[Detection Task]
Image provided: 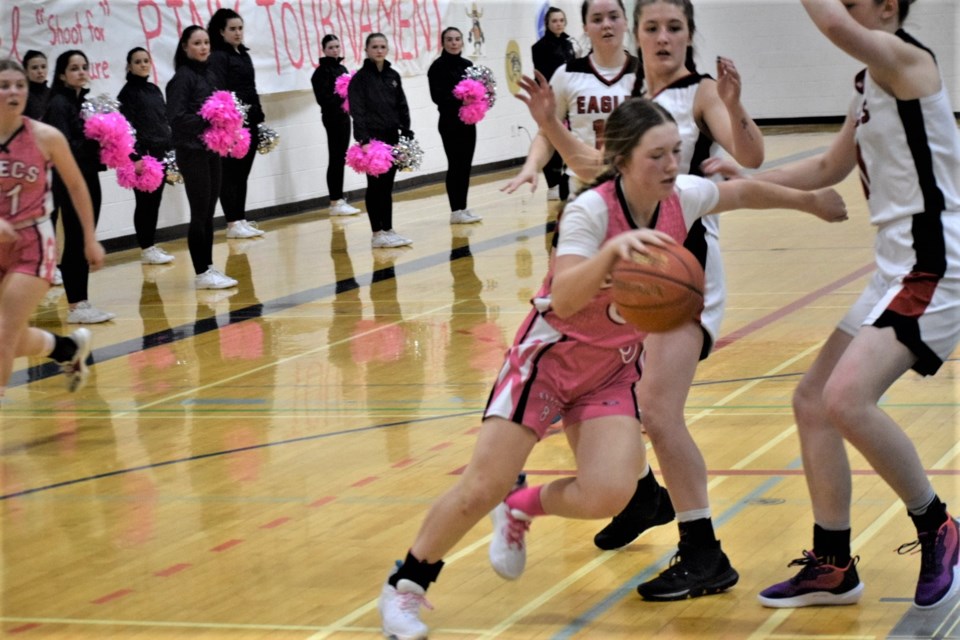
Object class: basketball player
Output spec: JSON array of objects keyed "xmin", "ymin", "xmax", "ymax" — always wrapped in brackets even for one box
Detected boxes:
[
  {"xmin": 510, "ymin": 0, "xmax": 768, "ymax": 600},
  {"xmin": 0, "ymin": 59, "xmax": 104, "ymax": 403},
  {"xmin": 704, "ymin": 0, "xmax": 960, "ymax": 610},
  {"xmin": 503, "ymin": 0, "xmax": 637, "ymax": 196},
  {"xmin": 377, "ymin": 98, "xmax": 847, "ymax": 639}
]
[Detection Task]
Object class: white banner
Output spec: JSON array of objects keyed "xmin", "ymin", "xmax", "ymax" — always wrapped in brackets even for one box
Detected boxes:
[{"xmin": 0, "ymin": 0, "xmax": 459, "ymax": 97}]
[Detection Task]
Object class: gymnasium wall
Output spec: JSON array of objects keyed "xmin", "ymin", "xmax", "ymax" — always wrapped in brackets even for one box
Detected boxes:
[{"xmin": 1, "ymin": 1, "xmax": 957, "ymax": 242}]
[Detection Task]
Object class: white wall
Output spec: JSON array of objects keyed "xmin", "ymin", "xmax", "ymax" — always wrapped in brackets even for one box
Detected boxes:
[{"xmin": 92, "ymin": 0, "xmax": 958, "ymax": 241}]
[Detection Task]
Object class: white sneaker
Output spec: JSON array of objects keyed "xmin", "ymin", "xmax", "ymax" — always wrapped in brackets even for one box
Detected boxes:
[
  {"xmin": 330, "ymin": 199, "xmax": 361, "ymax": 216},
  {"xmin": 384, "ymin": 230, "xmax": 413, "ymax": 246},
  {"xmin": 225, "ymin": 220, "xmax": 260, "ymax": 239},
  {"xmin": 242, "ymin": 220, "xmax": 265, "ymax": 236},
  {"xmin": 489, "ymin": 502, "xmax": 531, "ymax": 580},
  {"xmin": 52, "ymin": 267, "xmax": 63, "ymax": 286},
  {"xmin": 450, "ymin": 209, "xmax": 482, "ymax": 224},
  {"xmin": 378, "ymin": 578, "xmax": 432, "ymax": 640},
  {"xmin": 67, "ymin": 301, "xmax": 115, "ymax": 324},
  {"xmin": 546, "ymin": 185, "xmax": 561, "ymax": 201},
  {"xmin": 195, "ymin": 267, "xmax": 238, "ymax": 290},
  {"xmin": 59, "ymin": 328, "xmax": 92, "ymax": 392},
  {"xmin": 141, "ymin": 246, "xmax": 174, "ymax": 265}
]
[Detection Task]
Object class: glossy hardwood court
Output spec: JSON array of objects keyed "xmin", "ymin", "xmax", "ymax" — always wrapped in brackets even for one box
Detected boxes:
[{"xmin": 2, "ymin": 128, "xmax": 958, "ymax": 639}]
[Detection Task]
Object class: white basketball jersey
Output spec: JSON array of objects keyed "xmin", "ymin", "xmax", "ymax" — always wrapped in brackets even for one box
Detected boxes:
[
  {"xmin": 853, "ymin": 30, "xmax": 960, "ymax": 226},
  {"xmin": 550, "ymin": 53, "xmax": 638, "ymax": 174}
]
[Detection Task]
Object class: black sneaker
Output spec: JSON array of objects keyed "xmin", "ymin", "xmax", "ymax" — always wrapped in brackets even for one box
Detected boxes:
[
  {"xmin": 594, "ymin": 483, "xmax": 675, "ymax": 550},
  {"xmin": 636, "ymin": 543, "xmax": 739, "ymax": 601}
]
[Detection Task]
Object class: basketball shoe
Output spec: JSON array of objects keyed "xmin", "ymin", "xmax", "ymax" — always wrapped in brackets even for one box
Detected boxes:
[
  {"xmin": 378, "ymin": 577, "xmax": 431, "ymax": 640},
  {"xmin": 489, "ymin": 474, "xmax": 530, "ymax": 580},
  {"xmin": 636, "ymin": 542, "xmax": 739, "ymax": 601},
  {"xmin": 594, "ymin": 483, "xmax": 675, "ymax": 550},
  {"xmin": 758, "ymin": 551, "xmax": 863, "ymax": 607},
  {"xmin": 902, "ymin": 516, "xmax": 960, "ymax": 609}
]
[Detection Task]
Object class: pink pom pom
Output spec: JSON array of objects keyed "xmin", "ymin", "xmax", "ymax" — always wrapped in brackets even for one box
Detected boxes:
[
  {"xmin": 202, "ymin": 127, "xmax": 236, "ymax": 157},
  {"xmin": 84, "ymin": 112, "xmax": 135, "ymax": 169},
  {"xmin": 229, "ymin": 128, "xmax": 251, "ymax": 159},
  {"xmin": 345, "ymin": 140, "xmax": 395, "ymax": 176},
  {"xmin": 116, "ymin": 156, "xmax": 165, "ymax": 192},
  {"xmin": 364, "ymin": 140, "xmax": 394, "ymax": 176},
  {"xmin": 345, "ymin": 144, "xmax": 369, "ymax": 173},
  {"xmin": 459, "ymin": 100, "xmax": 488, "ymax": 125},
  {"xmin": 334, "ymin": 71, "xmax": 354, "ymax": 113},
  {"xmin": 453, "ymin": 79, "xmax": 487, "ymax": 104},
  {"xmin": 199, "ymin": 91, "xmax": 244, "ymax": 128}
]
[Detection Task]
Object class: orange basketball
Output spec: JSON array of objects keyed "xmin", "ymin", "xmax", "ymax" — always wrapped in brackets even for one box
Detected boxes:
[{"xmin": 610, "ymin": 244, "xmax": 705, "ymax": 332}]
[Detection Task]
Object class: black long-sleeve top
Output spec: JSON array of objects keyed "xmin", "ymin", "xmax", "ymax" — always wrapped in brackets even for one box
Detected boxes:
[
  {"xmin": 208, "ymin": 44, "xmax": 264, "ymax": 127},
  {"xmin": 43, "ymin": 85, "xmax": 103, "ymax": 172},
  {"xmin": 531, "ymin": 32, "xmax": 576, "ymax": 81},
  {"xmin": 165, "ymin": 59, "xmax": 219, "ymax": 151},
  {"xmin": 118, "ymin": 72, "xmax": 172, "ymax": 158},
  {"xmin": 347, "ymin": 58, "xmax": 410, "ymax": 144},
  {"xmin": 25, "ymin": 81, "xmax": 49, "ymax": 120},
  {"xmin": 311, "ymin": 56, "xmax": 349, "ymax": 118},
  {"xmin": 427, "ymin": 50, "xmax": 473, "ymax": 121}
]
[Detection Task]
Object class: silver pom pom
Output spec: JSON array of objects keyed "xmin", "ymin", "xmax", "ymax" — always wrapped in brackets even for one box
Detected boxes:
[
  {"xmin": 392, "ymin": 136, "xmax": 423, "ymax": 172},
  {"xmin": 162, "ymin": 150, "xmax": 182, "ymax": 185},
  {"xmin": 257, "ymin": 123, "xmax": 280, "ymax": 155},
  {"xmin": 80, "ymin": 93, "xmax": 122, "ymax": 119},
  {"xmin": 463, "ymin": 65, "xmax": 497, "ymax": 108}
]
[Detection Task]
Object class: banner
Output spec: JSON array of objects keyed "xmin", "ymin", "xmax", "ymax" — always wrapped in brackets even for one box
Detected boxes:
[{"xmin": 0, "ymin": 0, "xmax": 453, "ymax": 96}]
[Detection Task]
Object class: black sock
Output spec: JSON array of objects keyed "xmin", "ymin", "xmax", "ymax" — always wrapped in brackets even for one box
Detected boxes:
[
  {"xmin": 678, "ymin": 518, "xmax": 719, "ymax": 550},
  {"xmin": 48, "ymin": 334, "xmax": 78, "ymax": 363},
  {"xmin": 388, "ymin": 550, "xmax": 444, "ymax": 591},
  {"xmin": 909, "ymin": 495, "xmax": 948, "ymax": 534},
  {"xmin": 813, "ymin": 524, "xmax": 851, "ymax": 567}
]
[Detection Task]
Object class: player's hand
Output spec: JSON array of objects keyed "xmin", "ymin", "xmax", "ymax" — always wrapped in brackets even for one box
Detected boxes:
[
  {"xmin": 85, "ymin": 240, "xmax": 106, "ymax": 271},
  {"xmin": 608, "ymin": 228, "xmax": 675, "ymax": 262},
  {"xmin": 515, "ymin": 71, "xmax": 557, "ymax": 129},
  {"xmin": 0, "ymin": 219, "xmax": 16, "ymax": 243},
  {"xmin": 501, "ymin": 166, "xmax": 538, "ymax": 194},
  {"xmin": 811, "ymin": 188, "xmax": 848, "ymax": 223},
  {"xmin": 715, "ymin": 56, "xmax": 743, "ymax": 108},
  {"xmin": 701, "ymin": 156, "xmax": 745, "ymax": 180}
]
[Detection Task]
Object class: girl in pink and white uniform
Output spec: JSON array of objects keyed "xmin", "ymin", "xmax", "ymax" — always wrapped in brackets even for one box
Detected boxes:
[
  {"xmin": 375, "ymin": 98, "xmax": 846, "ymax": 640},
  {"xmin": 0, "ymin": 59, "xmax": 105, "ymax": 403}
]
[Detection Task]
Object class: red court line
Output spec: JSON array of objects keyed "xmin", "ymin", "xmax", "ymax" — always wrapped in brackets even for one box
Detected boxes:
[
  {"xmin": 91, "ymin": 589, "xmax": 133, "ymax": 604},
  {"xmin": 429, "ymin": 442, "xmax": 452, "ymax": 451},
  {"xmin": 391, "ymin": 458, "xmax": 416, "ymax": 468},
  {"xmin": 210, "ymin": 539, "xmax": 244, "ymax": 552},
  {"xmin": 154, "ymin": 563, "xmax": 191, "ymax": 577},
  {"xmin": 260, "ymin": 517, "xmax": 291, "ymax": 529},
  {"xmin": 8, "ymin": 623, "xmax": 41, "ymax": 634},
  {"xmin": 351, "ymin": 476, "xmax": 378, "ymax": 487},
  {"xmin": 713, "ymin": 263, "xmax": 875, "ymax": 351},
  {"xmin": 309, "ymin": 496, "xmax": 336, "ymax": 507}
]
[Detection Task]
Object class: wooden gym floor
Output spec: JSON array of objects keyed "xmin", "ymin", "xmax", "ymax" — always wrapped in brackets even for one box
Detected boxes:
[{"xmin": 2, "ymin": 128, "xmax": 958, "ymax": 638}]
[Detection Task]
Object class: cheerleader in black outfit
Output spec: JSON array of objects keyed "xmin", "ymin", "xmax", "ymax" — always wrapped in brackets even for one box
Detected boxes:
[
  {"xmin": 310, "ymin": 34, "xmax": 361, "ymax": 217},
  {"xmin": 166, "ymin": 26, "xmax": 238, "ymax": 291},
  {"xmin": 531, "ymin": 7, "xmax": 575, "ymax": 201},
  {"xmin": 207, "ymin": 8, "xmax": 265, "ymax": 239},
  {"xmin": 22, "ymin": 50, "xmax": 49, "ymax": 121},
  {"xmin": 427, "ymin": 27, "xmax": 482, "ymax": 225},
  {"xmin": 118, "ymin": 47, "xmax": 174, "ymax": 266},
  {"xmin": 347, "ymin": 33, "xmax": 414, "ymax": 249},
  {"xmin": 44, "ymin": 50, "xmax": 113, "ymax": 324}
]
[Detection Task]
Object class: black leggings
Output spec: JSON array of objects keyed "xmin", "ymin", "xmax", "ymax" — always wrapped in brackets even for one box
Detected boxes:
[
  {"xmin": 53, "ymin": 167, "xmax": 101, "ymax": 304},
  {"xmin": 134, "ymin": 182, "xmax": 166, "ymax": 249},
  {"xmin": 365, "ymin": 167, "xmax": 398, "ymax": 233},
  {"xmin": 323, "ymin": 113, "xmax": 351, "ymax": 201},
  {"xmin": 439, "ymin": 116, "xmax": 476, "ymax": 212},
  {"xmin": 219, "ymin": 126, "xmax": 257, "ymax": 223},
  {"xmin": 178, "ymin": 147, "xmax": 222, "ymax": 274}
]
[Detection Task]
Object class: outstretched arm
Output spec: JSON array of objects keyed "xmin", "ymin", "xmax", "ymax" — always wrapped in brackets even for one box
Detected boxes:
[
  {"xmin": 698, "ymin": 57, "xmax": 764, "ymax": 169},
  {"xmin": 711, "ymin": 177, "xmax": 847, "ymax": 223}
]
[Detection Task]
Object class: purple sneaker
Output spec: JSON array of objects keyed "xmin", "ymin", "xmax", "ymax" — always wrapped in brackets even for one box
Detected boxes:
[
  {"xmin": 758, "ymin": 551, "xmax": 863, "ymax": 608},
  {"xmin": 902, "ymin": 516, "xmax": 960, "ymax": 609}
]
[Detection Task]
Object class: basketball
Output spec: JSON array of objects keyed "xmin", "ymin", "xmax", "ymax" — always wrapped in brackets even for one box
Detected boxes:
[{"xmin": 610, "ymin": 244, "xmax": 705, "ymax": 333}]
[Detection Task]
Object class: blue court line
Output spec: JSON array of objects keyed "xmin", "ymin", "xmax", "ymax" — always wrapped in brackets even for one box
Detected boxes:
[
  {"xmin": 9, "ymin": 222, "xmax": 554, "ymax": 389},
  {"xmin": 551, "ymin": 461, "xmax": 802, "ymax": 640},
  {"xmin": 0, "ymin": 410, "xmax": 477, "ymax": 501}
]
